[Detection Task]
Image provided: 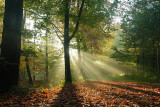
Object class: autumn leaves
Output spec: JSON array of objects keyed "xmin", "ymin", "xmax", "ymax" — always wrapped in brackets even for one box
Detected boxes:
[{"xmin": 1, "ymin": 81, "xmax": 160, "ymax": 106}]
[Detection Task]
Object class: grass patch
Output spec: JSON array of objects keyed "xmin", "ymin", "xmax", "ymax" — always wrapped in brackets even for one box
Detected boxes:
[{"xmin": 109, "ymin": 71, "xmax": 160, "ymax": 83}]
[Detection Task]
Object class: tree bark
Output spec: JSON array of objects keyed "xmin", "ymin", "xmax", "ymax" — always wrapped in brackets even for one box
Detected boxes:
[
  {"xmin": 64, "ymin": 0, "xmax": 72, "ymax": 83},
  {"xmin": 142, "ymin": 51, "xmax": 145, "ymax": 71},
  {"xmin": 33, "ymin": 18, "xmax": 37, "ymax": 81},
  {"xmin": 25, "ymin": 56, "xmax": 33, "ymax": 84},
  {"xmin": 157, "ymin": 43, "xmax": 159, "ymax": 73},
  {"xmin": 76, "ymin": 0, "xmax": 82, "ymax": 73},
  {"xmin": 153, "ymin": 40, "xmax": 156, "ymax": 72},
  {"xmin": 33, "ymin": 35, "xmax": 36, "ymax": 81},
  {"xmin": 77, "ymin": 38, "xmax": 81, "ymax": 61},
  {"xmin": 69, "ymin": 0, "xmax": 85, "ymax": 40},
  {"xmin": 0, "ymin": 0, "xmax": 23, "ymax": 92},
  {"xmin": 63, "ymin": 0, "xmax": 84, "ymax": 83},
  {"xmin": 45, "ymin": 27, "xmax": 49, "ymax": 81}
]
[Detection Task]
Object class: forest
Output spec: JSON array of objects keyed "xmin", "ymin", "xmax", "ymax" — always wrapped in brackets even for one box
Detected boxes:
[{"xmin": 0, "ymin": 0, "xmax": 160, "ymax": 106}]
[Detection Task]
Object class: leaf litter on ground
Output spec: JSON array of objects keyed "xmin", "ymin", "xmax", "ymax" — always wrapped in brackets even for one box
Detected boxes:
[{"xmin": 0, "ymin": 81, "xmax": 160, "ymax": 107}]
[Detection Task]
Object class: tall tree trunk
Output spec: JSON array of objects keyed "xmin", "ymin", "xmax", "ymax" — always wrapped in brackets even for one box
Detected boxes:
[
  {"xmin": 153, "ymin": 40, "xmax": 156, "ymax": 72},
  {"xmin": 136, "ymin": 55, "xmax": 139, "ymax": 71},
  {"xmin": 76, "ymin": 0, "xmax": 82, "ymax": 73},
  {"xmin": 33, "ymin": 18, "xmax": 37, "ymax": 81},
  {"xmin": 63, "ymin": 0, "xmax": 84, "ymax": 83},
  {"xmin": 64, "ymin": 0, "xmax": 72, "ymax": 83},
  {"xmin": 142, "ymin": 50, "xmax": 145, "ymax": 71},
  {"xmin": 33, "ymin": 35, "xmax": 36, "ymax": 81},
  {"xmin": 77, "ymin": 38, "xmax": 81, "ymax": 62},
  {"xmin": 25, "ymin": 56, "xmax": 33, "ymax": 84},
  {"xmin": 157, "ymin": 44, "xmax": 159, "ymax": 73},
  {"xmin": 0, "ymin": 0, "xmax": 23, "ymax": 92},
  {"xmin": 77, "ymin": 37, "xmax": 85, "ymax": 80},
  {"xmin": 45, "ymin": 29, "xmax": 49, "ymax": 81},
  {"xmin": 76, "ymin": 0, "xmax": 81, "ymax": 61},
  {"xmin": 23, "ymin": 68, "xmax": 26, "ymax": 79}
]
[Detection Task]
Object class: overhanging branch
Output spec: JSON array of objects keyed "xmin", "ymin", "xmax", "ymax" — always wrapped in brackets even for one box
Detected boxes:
[
  {"xmin": 51, "ymin": 24, "xmax": 64, "ymax": 44},
  {"xmin": 23, "ymin": 9, "xmax": 44, "ymax": 18},
  {"xmin": 69, "ymin": 0, "xmax": 85, "ymax": 41},
  {"xmin": 51, "ymin": 22, "xmax": 64, "ymax": 37},
  {"xmin": 23, "ymin": 9, "xmax": 64, "ymax": 43}
]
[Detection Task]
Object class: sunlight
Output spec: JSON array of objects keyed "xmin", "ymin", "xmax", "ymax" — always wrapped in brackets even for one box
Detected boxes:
[
  {"xmin": 53, "ymin": 36, "xmax": 63, "ymax": 53},
  {"xmin": 113, "ymin": 16, "xmax": 122, "ymax": 24},
  {"xmin": 26, "ymin": 18, "xmax": 34, "ymax": 30},
  {"xmin": 1, "ymin": 0, "xmax": 159, "ymax": 106},
  {"xmin": 68, "ymin": 49, "xmax": 131, "ymax": 81},
  {"xmin": 49, "ymin": 54, "xmax": 65, "ymax": 87},
  {"xmin": 70, "ymin": 55, "xmax": 84, "ymax": 81},
  {"xmin": 70, "ymin": 48, "xmax": 78, "ymax": 57},
  {"xmin": 93, "ymin": 60, "xmax": 105, "ymax": 66},
  {"xmin": 26, "ymin": 18, "xmax": 46, "ymax": 45},
  {"xmin": 70, "ymin": 48, "xmax": 85, "ymax": 81},
  {"xmin": 47, "ymin": 47, "xmax": 131, "ymax": 83},
  {"xmin": 84, "ymin": 53, "xmax": 125, "ymax": 74},
  {"xmin": 83, "ymin": 61, "xmax": 104, "ymax": 80}
]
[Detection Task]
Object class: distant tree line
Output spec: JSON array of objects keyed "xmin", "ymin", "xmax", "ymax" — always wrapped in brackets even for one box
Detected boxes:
[{"xmin": 112, "ymin": 0, "xmax": 160, "ymax": 76}]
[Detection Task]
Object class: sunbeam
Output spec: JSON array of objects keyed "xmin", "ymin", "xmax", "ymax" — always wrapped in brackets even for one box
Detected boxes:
[
  {"xmin": 49, "ymin": 55, "xmax": 65, "ymax": 87},
  {"xmin": 68, "ymin": 48, "xmax": 133, "ymax": 82}
]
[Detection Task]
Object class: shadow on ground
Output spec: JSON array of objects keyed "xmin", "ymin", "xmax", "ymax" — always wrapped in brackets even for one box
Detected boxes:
[{"xmin": 51, "ymin": 83, "xmax": 79, "ymax": 107}]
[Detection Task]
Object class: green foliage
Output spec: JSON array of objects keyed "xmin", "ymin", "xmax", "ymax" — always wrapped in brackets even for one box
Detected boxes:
[
  {"xmin": 21, "ymin": 46, "xmax": 36, "ymax": 57},
  {"xmin": 112, "ymin": 0, "xmax": 160, "ymax": 74},
  {"xmin": 111, "ymin": 71, "xmax": 160, "ymax": 83},
  {"xmin": 0, "ymin": 0, "xmax": 4, "ymax": 40},
  {"xmin": 22, "ymin": 29, "xmax": 37, "ymax": 38},
  {"xmin": 111, "ymin": 47, "xmax": 136, "ymax": 64}
]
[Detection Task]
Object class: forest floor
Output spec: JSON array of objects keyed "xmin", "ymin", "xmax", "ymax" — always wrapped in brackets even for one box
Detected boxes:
[{"xmin": 0, "ymin": 81, "xmax": 160, "ymax": 107}]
